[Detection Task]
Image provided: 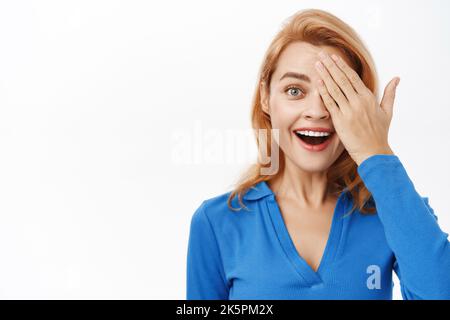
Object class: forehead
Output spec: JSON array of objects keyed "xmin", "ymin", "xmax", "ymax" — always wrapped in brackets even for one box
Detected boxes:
[{"xmin": 273, "ymin": 41, "xmax": 353, "ymax": 80}]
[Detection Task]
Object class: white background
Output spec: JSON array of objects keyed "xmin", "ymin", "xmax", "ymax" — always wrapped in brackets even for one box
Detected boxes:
[{"xmin": 0, "ymin": 0, "xmax": 449, "ymax": 299}]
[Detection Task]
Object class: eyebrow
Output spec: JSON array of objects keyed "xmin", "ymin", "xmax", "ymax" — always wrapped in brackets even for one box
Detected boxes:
[{"xmin": 279, "ymin": 72, "xmax": 311, "ymax": 83}]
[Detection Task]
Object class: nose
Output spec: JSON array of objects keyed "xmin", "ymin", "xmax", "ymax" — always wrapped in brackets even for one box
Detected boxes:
[{"xmin": 302, "ymin": 89, "xmax": 331, "ymax": 120}]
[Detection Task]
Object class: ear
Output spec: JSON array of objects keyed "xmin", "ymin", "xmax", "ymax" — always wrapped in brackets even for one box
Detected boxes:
[{"xmin": 260, "ymin": 81, "xmax": 270, "ymax": 115}]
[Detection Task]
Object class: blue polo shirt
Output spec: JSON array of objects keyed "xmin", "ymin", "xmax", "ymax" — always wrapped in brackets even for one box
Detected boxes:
[{"xmin": 186, "ymin": 154, "xmax": 450, "ymax": 299}]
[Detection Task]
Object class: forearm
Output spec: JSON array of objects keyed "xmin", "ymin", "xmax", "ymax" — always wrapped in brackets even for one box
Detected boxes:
[{"xmin": 357, "ymin": 154, "xmax": 450, "ymax": 298}]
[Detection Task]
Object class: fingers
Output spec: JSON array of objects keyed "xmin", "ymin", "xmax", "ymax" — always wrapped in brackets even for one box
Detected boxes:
[
  {"xmin": 380, "ymin": 77, "xmax": 400, "ymax": 119},
  {"xmin": 318, "ymin": 51, "xmax": 359, "ymax": 103},
  {"xmin": 329, "ymin": 54, "xmax": 368, "ymax": 95},
  {"xmin": 316, "ymin": 79, "xmax": 341, "ymax": 118},
  {"xmin": 315, "ymin": 60, "xmax": 350, "ymax": 113}
]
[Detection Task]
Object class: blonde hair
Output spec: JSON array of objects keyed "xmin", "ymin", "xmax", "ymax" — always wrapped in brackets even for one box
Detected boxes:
[{"xmin": 227, "ymin": 8, "xmax": 379, "ymax": 216}]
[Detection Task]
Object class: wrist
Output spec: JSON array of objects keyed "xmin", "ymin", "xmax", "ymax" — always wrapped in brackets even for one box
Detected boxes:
[{"xmin": 355, "ymin": 146, "xmax": 395, "ymax": 166}]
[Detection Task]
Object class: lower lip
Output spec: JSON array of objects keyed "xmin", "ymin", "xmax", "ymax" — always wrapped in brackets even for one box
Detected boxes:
[{"xmin": 294, "ymin": 132, "xmax": 334, "ymax": 152}]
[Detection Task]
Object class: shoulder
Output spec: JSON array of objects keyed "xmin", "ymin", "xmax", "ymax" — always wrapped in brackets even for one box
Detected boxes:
[
  {"xmin": 421, "ymin": 196, "xmax": 438, "ymax": 221},
  {"xmin": 202, "ymin": 190, "xmax": 236, "ymax": 215},
  {"xmin": 188, "ymin": 190, "xmax": 246, "ymax": 247},
  {"xmin": 194, "ymin": 190, "xmax": 246, "ymax": 227},
  {"xmin": 190, "ymin": 183, "xmax": 270, "ymax": 232}
]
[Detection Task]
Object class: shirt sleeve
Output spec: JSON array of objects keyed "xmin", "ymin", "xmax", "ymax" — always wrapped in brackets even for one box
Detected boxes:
[
  {"xmin": 186, "ymin": 201, "xmax": 229, "ymax": 300},
  {"xmin": 357, "ymin": 154, "xmax": 450, "ymax": 299}
]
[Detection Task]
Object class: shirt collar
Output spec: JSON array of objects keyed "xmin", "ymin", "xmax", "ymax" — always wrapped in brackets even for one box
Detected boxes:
[
  {"xmin": 243, "ymin": 181, "xmax": 274, "ymax": 201},
  {"xmin": 243, "ymin": 180, "xmax": 350, "ymax": 201}
]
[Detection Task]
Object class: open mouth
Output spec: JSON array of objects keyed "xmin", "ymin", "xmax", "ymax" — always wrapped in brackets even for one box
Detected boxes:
[{"xmin": 294, "ymin": 131, "xmax": 334, "ymax": 145}]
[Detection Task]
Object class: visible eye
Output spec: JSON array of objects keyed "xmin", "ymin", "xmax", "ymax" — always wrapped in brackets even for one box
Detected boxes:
[{"xmin": 284, "ymin": 85, "xmax": 305, "ymax": 98}]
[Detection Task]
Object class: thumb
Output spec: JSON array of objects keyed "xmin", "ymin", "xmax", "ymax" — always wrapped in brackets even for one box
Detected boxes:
[{"xmin": 380, "ymin": 77, "xmax": 400, "ymax": 118}]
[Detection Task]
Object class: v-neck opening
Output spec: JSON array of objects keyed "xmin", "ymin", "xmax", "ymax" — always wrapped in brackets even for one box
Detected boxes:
[{"xmin": 265, "ymin": 186, "xmax": 347, "ymax": 286}]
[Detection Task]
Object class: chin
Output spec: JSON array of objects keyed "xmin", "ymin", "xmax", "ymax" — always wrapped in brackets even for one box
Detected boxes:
[
  {"xmin": 285, "ymin": 141, "xmax": 344, "ymax": 171},
  {"xmin": 292, "ymin": 159, "xmax": 334, "ymax": 173}
]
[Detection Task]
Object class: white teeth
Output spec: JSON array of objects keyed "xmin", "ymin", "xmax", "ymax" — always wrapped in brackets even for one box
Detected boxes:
[{"xmin": 295, "ymin": 130, "xmax": 331, "ymax": 137}]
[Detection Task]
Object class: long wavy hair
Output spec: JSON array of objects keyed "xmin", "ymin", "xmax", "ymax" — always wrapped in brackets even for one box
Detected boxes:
[{"xmin": 227, "ymin": 8, "xmax": 380, "ymax": 216}]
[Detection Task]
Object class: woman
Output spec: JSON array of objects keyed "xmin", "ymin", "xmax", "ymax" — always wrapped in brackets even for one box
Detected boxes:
[{"xmin": 186, "ymin": 8, "xmax": 450, "ymax": 299}]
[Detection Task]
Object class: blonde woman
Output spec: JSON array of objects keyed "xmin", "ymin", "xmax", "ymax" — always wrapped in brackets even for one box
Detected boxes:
[{"xmin": 186, "ymin": 9, "xmax": 450, "ymax": 299}]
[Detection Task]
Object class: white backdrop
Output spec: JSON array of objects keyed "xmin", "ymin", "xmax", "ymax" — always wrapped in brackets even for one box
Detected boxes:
[{"xmin": 0, "ymin": 0, "xmax": 449, "ymax": 299}]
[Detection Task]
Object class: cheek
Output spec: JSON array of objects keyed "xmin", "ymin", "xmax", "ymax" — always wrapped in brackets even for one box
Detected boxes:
[
  {"xmin": 268, "ymin": 107, "xmax": 294, "ymax": 143},
  {"xmin": 268, "ymin": 99, "xmax": 287, "ymax": 128},
  {"xmin": 268, "ymin": 113, "xmax": 295, "ymax": 154},
  {"xmin": 268, "ymin": 97, "xmax": 305, "ymax": 146},
  {"xmin": 269, "ymin": 97, "xmax": 301, "ymax": 128}
]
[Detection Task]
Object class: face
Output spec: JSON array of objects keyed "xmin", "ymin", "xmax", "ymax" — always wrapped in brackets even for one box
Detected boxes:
[{"xmin": 261, "ymin": 41, "xmax": 351, "ymax": 173}]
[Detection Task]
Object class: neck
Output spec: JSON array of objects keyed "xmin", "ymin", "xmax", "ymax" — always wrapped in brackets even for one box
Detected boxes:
[{"xmin": 268, "ymin": 157, "xmax": 334, "ymax": 209}]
